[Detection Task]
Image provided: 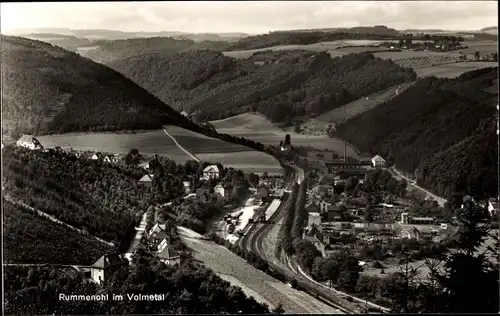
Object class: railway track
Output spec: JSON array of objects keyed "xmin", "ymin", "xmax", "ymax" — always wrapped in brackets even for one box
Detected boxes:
[{"xmin": 241, "ymin": 165, "xmax": 357, "ymax": 314}]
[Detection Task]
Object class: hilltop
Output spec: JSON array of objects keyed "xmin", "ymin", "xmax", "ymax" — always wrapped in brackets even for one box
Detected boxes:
[
  {"xmin": 108, "ymin": 49, "xmax": 416, "ymax": 123},
  {"xmin": 334, "ymin": 67, "xmax": 498, "ymax": 200},
  {"xmin": 81, "ymin": 37, "xmax": 232, "ymax": 64},
  {"xmin": 1, "ymin": 35, "xmax": 192, "ymax": 138}
]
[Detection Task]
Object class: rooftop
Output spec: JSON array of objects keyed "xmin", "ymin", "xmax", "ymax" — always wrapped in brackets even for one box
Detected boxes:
[{"xmin": 91, "ymin": 253, "xmax": 128, "ymax": 269}]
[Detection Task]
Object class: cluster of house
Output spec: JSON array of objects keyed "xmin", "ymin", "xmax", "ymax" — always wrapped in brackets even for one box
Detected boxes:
[{"xmin": 89, "ymin": 223, "xmax": 180, "ymax": 284}]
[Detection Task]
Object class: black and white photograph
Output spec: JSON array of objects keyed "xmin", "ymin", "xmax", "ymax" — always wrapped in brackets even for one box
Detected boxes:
[{"xmin": 1, "ymin": 1, "xmax": 499, "ymax": 314}]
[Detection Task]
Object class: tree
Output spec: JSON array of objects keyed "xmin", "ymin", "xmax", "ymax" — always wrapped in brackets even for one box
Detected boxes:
[{"xmin": 474, "ymin": 50, "xmax": 480, "ymax": 60}]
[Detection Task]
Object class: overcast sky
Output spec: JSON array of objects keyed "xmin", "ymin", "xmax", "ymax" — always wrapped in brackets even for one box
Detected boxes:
[{"xmin": 1, "ymin": 1, "xmax": 498, "ymax": 34}]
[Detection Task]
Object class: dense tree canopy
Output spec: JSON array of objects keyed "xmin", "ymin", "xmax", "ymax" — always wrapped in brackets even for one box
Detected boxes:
[
  {"xmin": 1, "ymin": 35, "xmax": 191, "ymax": 137},
  {"xmin": 3, "ymin": 145, "xmax": 155, "ymax": 244},
  {"xmin": 335, "ymin": 67, "xmax": 498, "ymax": 200},
  {"xmin": 83, "ymin": 37, "xmax": 231, "ymax": 64},
  {"xmin": 109, "ymin": 50, "xmax": 416, "ymax": 123}
]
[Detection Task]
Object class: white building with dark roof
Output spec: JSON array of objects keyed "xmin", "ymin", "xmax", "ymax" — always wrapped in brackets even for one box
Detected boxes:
[
  {"xmin": 203, "ymin": 165, "xmax": 220, "ymax": 180},
  {"xmin": 371, "ymin": 155, "xmax": 386, "ymax": 168},
  {"xmin": 90, "ymin": 253, "xmax": 129, "ymax": 284},
  {"xmin": 16, "ymin": 135, "xmax": 43, "ymax": 150}
]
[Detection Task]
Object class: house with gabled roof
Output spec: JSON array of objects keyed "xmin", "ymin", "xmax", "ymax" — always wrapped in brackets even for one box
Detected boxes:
[
  {"xmin": 16, "ymin": 135, "xmax": 43, "ymax": 150},
  {"xmin": 103, "ymin": 154, "xmax": 119, "ymax": 163},
  {"xmin": 90, "ymin": 253, "xmax": 129, "ymax": 284},
  {"xmin": 157, "ymin": 243, "xmax": 181, "ymax": 266},
  {"xmin": 91, "ymin": 152, "xmax": 104, "ymax": 160},
  {"xmin": 371, "ymin": 155, "xmax": 386, "ymax": 168},
  {"xmin": 138, "ymin": 174, "xmax": 154, "ymax": 186},
  {"xmin": 148, "ymin": 223, "xmax": 166, "ymax": 237},
  {"xmin": 203, "ymin": 165, "xmax": 220, "ymax": 180}
]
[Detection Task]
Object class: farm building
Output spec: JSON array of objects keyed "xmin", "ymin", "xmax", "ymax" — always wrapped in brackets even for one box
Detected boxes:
[
  {"xmin": 90, "ymin": 253, "xmax": 129, "ymax": 284},
  {"xmin": 371, "ymin": 155, "xmax": 386, "ymax": 168},
  {"xmin": 203, "ymin": 165, "xmax": 220, "ymax": 180},
  {"xmin": 214, "ymin": 183, "xmax": 226, "ymax": 197},
  {"xmin": 138, "ymin": 174, "xmax": 154, "ymax": 186},
  {"xmin": 16, "ymin": 135, "xmax": 43, "ymax": 150}
]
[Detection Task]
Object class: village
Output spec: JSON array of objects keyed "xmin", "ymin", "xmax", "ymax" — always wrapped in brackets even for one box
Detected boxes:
[
  {"xmin": 297, "ymin": 147, "xmax": 499, "ymax": 276},
  {"xmin": 10, "ymin": 134, "xmax": 289, "ymax": 285},
  {"xmin": 9, "ymin": 133, "xmax": 499, "ymax": 287}
]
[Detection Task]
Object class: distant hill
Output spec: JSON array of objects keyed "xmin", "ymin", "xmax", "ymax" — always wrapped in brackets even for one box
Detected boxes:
[
  {"xmin": 480, "ymin": 26, "xmax": 498, "ymax": 35},
  {"xmin": 108, "ymin": 49, "xmax": 416, "ymax": 123},
  {"xmin": 1, "ymin": 35, "xmax": 193, "ymax": 138},
  {"xmin": 277, "ymin": 25, "xmax": 400, "ymax": 36},
  {"xmin": 80, "ymin": 37, "xmax": 231, "ymax": 64},
  {"xmin": 6, "ymin": 28, "xmax": 249, "ymax": 42},
  {"xmin": 334, "ymin": 67, "xmax": 498, "ymax": 200}
]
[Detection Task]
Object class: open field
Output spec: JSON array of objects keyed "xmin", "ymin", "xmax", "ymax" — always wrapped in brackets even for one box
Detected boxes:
[
  {"xmin": 164, "ymin": 125, "xmax": 248, "ymax": 154},
  {"xmin": 196, "ymin": 151, "xmax": 283, "ymax": 176},
  {"xmin": 224, "ymin": 40, "xmax": 497, "ymax": 78},
  {"xmin": 164, "ymin": 125, "xmax": 283, "ymax": 175},
  {"xmin": 210, "ymin": 113, "xmax": 361, "ymax": 160},
  {"xmin": 413, "ymin": 61, "xmax": 499, "ymax": 78},
  {"xmin": 302, "ymin": 82, "xmax": 417, "ymax": 135},
  {"xmin": 36, "ymin": 130, "xmax": 192, "ymax": 164},
  {"xmin": 179, "ymin": 226, "xmax": 341, "ymax": 314}
]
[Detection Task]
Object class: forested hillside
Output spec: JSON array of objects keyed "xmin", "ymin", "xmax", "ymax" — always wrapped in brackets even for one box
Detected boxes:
[
  {"xmin": 2, "ymin": 145, "xmax": 155, "ymax": 246},
  {"xmin": 83, "ymin": 37, "xmax": 231, "ymax": 64},
  {"xmin": 109, "ymin": 50, "xmax": 416, "ymax": 123},
  {"xmin": 225, "ymin": 29, "xmax": 462, "ymax": 51},
  {"xmin": 335, "ymin": 67, "xmax": 498, "ymax": 199},
  {"xmin": 4, "ymin": 198, "xmax": 112, "ymax": 265},
  {"xmin": 1, "ymin": 35, "xmax": 191, "ymax": 138}
]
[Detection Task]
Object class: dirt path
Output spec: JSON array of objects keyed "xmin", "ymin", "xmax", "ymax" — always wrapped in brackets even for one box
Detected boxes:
[
  {"xmin": 4, "ymin": 196, "xmax": 115, "ymax": 247},
  {"xmin": 162, "ymin": 128, "xmax": 200, "ymax": 162},
  {"xmin": 389, "ymin": 167, "xmax": 447, "ymax": 206}
]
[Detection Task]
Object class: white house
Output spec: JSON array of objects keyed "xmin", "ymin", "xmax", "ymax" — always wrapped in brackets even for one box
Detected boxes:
[
  {"xmin": 16, "ymin": 135, "xmax": 43, "ymax": 150},
  {"xmin": 214, "ymin": 183, "xmax": 225, "ymax": 197},
  {"xmin": 371, "ymin": 155, "xmax": 386, "ymax": 168},
  {"xmin": 90, "ymin": 253, "xmax": 129, "ymax": 284},
  {"xmin": 203, "ymin": 165, "xmax": 220, "ymax": 180},
  {"xmin": 180, "ymin": 111, "xmax": 189, "ymax": 117}
]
